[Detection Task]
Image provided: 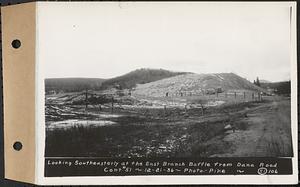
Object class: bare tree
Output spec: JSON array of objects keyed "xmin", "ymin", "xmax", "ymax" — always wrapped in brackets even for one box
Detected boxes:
[
  {"xmin": 191, "ymin": 99, "xmax": 208, "ymax": 115},
  {"xmin": 199, "ymin": 100, "xmax": 207, "ymax": 115}
]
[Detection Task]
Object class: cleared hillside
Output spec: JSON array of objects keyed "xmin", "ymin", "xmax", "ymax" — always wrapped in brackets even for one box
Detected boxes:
[
  {"xmin": 133, "ymin": 73, "xmax": 265, "ymax": 97},
  {"xmin": 45, "ymin": 78, "xmax": 105, "ymax": 93},
  {"xmin": 101, "ymin": 68, "xmax": 188, "ymax": 89}
]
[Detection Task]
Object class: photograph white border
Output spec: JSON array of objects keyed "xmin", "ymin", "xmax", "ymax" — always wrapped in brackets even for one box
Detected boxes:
[{"xmin": 35, "ymin": 2, "xmax": 298, "ymax": 185}]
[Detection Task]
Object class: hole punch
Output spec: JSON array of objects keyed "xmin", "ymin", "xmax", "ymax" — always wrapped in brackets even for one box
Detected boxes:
[
  {"xmin": 11, "ymin": 39, "xmax": 21, "ymax": 49},
  {"xmin": 13, "ymin": 141, "xmax": 22, "ymax": 151}
]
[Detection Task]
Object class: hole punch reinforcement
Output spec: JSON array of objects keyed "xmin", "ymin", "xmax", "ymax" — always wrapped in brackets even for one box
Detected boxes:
[{"xmin": 13, "ymin": 141, "xmax": 22, "ymax": 151}]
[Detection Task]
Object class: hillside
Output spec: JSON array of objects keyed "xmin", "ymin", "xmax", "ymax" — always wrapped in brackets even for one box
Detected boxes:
[
  {"xmin": 260, "ymin": 81, "xmax": 291, "ymax": 95},
  {"xmin": 133, "ymin": 73, "xmax": 265, "ymax": 97},
  {"xmin": 101, "ymin": 68, "xmax": 188, "ymax": 89},
  {"xmin": 45, "ymin": 78, "xmax": 105, "ymax": 93}
]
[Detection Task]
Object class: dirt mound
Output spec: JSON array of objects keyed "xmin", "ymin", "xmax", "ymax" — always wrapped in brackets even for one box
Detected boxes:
[{"xmin": 133, "ymin": 73, "xmax": 265, "ymax": 97}]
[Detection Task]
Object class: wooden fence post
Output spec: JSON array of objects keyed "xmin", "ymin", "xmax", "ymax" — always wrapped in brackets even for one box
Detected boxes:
[
  {"xmin": 111, "ymin": 96, "xmax": 114, "ymax": 113},
  {"xmin": 259, "ymin": 92, "xmax": 262, "ymax": 101},
  {"xmin": 234, "ymin": 92, "xmax": 237, "ymax": 99},
  {"xmin": 243, "ymin": 92, "xmax": 246, "ymax": 99},
  {"xmin": 85, "ymin": 89, "xmax": 88, "ymax": 109}
]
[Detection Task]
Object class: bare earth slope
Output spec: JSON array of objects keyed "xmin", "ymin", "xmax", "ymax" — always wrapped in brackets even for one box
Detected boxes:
[{"xmin": 133, "ymin": 73, "xmax": 265, "ymax": 97}]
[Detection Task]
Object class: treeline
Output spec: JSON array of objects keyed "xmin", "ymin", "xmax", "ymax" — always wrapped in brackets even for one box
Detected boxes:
[
  {"xmin": 100, "ymin": 68, "xmax": 188, "ymax": 89},
  {"xmin": 260, "ymin": 81, "xmax": 291, "ymax": 95},
  {"xmin": 45, "ymin": 78, "xmax": 105, "ymax": 93}
]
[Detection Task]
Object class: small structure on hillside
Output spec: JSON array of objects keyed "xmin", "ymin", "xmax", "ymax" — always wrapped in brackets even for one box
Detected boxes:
[
  {"xmin": 266, "ymin": 88, "xmax": 276, "ymax": 96},
  {"xmin": 205, "ymin": 88, "xmax": 216, "ymax": 95},
  {"xmin": 216, "ymin": 87, "xmax": 223, "ymax": 93}
]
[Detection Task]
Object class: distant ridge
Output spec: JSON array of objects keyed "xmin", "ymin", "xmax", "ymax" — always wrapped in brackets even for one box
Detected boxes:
[
  {"xmin": 45, "ymin": 70, "xmax": 267, "ymax": 95},
  {"xmin": 45, "ymin": 78, "xmax": 105, "ymax": 93},
  {"xmin": 100, "ymin": 68, "xmax": 188, "ymax": 89},
  {"xmin": 45, "ymin": 68, "xmax": 188, "ymax": 93},
  {"xmin": 260, "ymin": 81, "xmax": 290, "ymax": 95},
  {"xmin": 260, "ymin": 79, "xmax": 272, "ymax": 83},
  {"xmin": 133, "ymin": 73, "xmax": 265, "ymax": 97}
]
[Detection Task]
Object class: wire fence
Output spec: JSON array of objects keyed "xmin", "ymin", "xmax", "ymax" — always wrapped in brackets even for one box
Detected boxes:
[{"xmin": 157, "ymin": 91, "xmax": 263, "ymax": 102}]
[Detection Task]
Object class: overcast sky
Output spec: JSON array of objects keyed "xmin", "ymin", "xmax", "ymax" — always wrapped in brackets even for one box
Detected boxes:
[{"xmin": 38, "ymin": 2, "xmax": 292, "ymax": 82}]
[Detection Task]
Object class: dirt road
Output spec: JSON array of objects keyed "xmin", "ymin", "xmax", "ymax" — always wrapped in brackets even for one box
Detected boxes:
[{"xmin": 210, "ymin": 98, "xmax": 293, "ymax": 157}]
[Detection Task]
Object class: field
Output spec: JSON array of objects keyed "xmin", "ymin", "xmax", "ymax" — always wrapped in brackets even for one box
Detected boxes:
[{"xmin": 45, "ymin": 91, "xmax": 293, "ymax": 158}]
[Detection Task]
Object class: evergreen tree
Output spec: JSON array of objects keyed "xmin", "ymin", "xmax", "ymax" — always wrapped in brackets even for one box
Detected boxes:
[{"xmin": 256, "ymin": 77, "xmax": 260, "ymax": 86}]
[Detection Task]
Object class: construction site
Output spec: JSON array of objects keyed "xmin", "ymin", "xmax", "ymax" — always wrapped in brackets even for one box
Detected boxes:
[{"xmin": 45, "ymin": 71, "xmax": 293, "ymax": 158}]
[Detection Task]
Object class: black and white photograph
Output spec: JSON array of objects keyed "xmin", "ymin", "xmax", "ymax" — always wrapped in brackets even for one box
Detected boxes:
[
  {"xmin": 1, "ymin": 1, "xmax": 298, "ymax": 185},
  {"xmin": 39, "ymin": 2, "xmax": 297, "ymax": 181}
]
